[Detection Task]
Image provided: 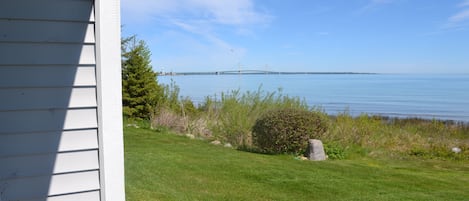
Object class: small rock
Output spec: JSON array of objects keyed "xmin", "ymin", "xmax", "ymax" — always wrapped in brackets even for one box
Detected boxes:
[
  {"xmin": 185, "ymin": 134, "xmax": 195, "ymax": 139},
  {"xmin": 307, "ymin": 139, "xmax": 326, "ymax": 161},
  {"xmin": 211, "ymin": 140, "xmax": 221, "ymax": 145},
  {"xmin": 126, "ymin": 124, "xmax": 139, "ymax": 128},
  {"xmin": 451, "ymin": 147, "xmax": 462, "ymax": 153},
  {"xmin": 300, "ymin": 156, "xmax": 308, "ymax": 161},
  {"xmin": 224, "ymin": 143, "xmax": 233, "ymax": 148}
]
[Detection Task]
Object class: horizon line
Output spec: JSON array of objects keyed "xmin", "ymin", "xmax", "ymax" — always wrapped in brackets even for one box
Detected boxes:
[{"xmin": 159, "ymin": 70, "xmax": 377, "ymax": 76}]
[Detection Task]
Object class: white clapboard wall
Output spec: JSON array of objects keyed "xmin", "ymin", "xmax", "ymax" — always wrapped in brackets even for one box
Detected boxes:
[{"xmin": 0, "ymin": 0, "xmax": 101, "ymax": 200}]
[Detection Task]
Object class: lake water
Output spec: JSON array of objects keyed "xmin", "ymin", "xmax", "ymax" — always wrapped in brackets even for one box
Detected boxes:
[{"xmin": 159, "ymin": 74, "xmax": 469, "ymax": 122}]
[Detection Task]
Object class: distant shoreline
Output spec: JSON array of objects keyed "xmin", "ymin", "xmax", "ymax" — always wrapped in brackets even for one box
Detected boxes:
[{"xmin": 160, "ymin": 71, "xmax": 376, "ymax": 76}]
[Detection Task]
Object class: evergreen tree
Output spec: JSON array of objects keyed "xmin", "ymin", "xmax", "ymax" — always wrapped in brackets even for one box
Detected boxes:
[{"xmin": 121, "ymin": 36, "xmax": 162, "ymax": 119}]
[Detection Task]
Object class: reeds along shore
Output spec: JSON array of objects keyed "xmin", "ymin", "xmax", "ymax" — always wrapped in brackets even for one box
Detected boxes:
[
  {"xmin": 142, "ymin": 84, "xmax": 468, "ymax": 160},
  {"xmin": 329, "ymin": 114, "xmax": 469, "ymax": 130}
]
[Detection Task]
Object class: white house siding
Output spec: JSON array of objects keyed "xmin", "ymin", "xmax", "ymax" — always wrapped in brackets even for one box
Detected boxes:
[{"xmin": 0, "ymin": 0, "xmax": 102, "ymax": 200}]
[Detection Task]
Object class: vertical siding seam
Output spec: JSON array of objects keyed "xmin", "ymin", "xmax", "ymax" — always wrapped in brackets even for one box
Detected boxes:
[
  {"xmin": 91, "ymin": 0, "xmax": 102, "ymax": 199},
  {"xmin": 91, "ymin": 1, "xmax": 104, "ymax": 201}
]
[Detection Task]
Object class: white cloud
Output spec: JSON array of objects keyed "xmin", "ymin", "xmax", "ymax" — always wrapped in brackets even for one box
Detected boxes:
[
  {"xmin": 122, "ymin": 0, "xmax": 272, "ymax": 26},
  {"xmin": 445, "ymin": 0, "xmax": 469, "ymax": 28},
  {"xmin": 154, "ymin": 30, "xmax": 247, "ymax": 72},
  {"xmin": 449, "ymin": 9, "xmax": 469, "ymax": 22},
  {"xmin": 121, "ymin": 0, "xmax": 272, "ymax": 70},
  {"xmin": 459, "ymin": 0, "xmax": 469, "ymax": 7},
  {"xmin": 170, "ymin": 19, "xmax": 231, "ymax": 50},
  {"xmin": 357, "ymin": 0, "xmax": 394, "ymax": 14},
  {"xmin": 316, "ymin": 32, "xmax": 330, "ymax": 36},
  {"xmin": 185, "ymin": 0, "xmax": 271, "ymax": 25},
  {"xmin": 371, "ymin": 0, "xmax": 393, "ymax": 4}
]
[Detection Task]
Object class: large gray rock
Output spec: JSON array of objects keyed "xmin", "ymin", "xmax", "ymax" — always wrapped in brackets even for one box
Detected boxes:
[{"xmin": 307, "ymin": 139, "xmax": 326, "ymax": 161}]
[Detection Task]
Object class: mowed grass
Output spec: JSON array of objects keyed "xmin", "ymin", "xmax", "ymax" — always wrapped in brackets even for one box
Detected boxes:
[{"xmin": 125, "ymin": 127, "xmax": 469, "ymax": 201}]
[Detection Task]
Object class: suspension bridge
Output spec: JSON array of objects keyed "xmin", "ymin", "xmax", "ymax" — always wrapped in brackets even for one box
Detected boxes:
[{"xmin": 160, "ymin": 70, "xmax": 370, "ymax": 76}]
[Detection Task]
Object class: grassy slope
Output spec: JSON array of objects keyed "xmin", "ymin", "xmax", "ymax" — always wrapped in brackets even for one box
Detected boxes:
[{"xmin": 125, "ymin": 127, "xmax": 469, "ymax": 201}]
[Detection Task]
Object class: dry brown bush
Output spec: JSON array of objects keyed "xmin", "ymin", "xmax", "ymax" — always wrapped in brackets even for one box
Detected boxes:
[
  {"xmin": 188, "ymin": 117, "xmax": 213, "ymax": 138},
  {"xmin": 152, "ymin": 109, "xmax": 188, "ymax": 133}
]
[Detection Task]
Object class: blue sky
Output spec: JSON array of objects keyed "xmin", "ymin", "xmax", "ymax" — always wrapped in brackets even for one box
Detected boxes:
[{"xmin": 121, "ymin": 0, "xmax": 469, "ymax": 73}]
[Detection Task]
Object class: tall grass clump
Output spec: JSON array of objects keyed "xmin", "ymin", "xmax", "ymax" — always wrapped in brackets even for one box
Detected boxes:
[
  {"xmin": 326, "ymin": 113, "xmax": 469, "ymax": 160},
  {"xmin": 200, "ymin": 87, "xmax": 310, "ymax": 147},
  {"xmin": 152, "ymin": 80, "xmax": 202, "ymax": 134}
]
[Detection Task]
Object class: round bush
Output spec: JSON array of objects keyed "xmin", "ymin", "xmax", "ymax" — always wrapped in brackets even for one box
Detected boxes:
[{"xmin": 252, "ymin": 109, "xmax": 328, "ymax": 154}]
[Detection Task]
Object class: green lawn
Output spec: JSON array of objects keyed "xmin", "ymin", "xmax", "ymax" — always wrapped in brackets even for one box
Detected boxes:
[{"xmin": 124, "ymin": 127, "xmax": 469, "ymax": 201}]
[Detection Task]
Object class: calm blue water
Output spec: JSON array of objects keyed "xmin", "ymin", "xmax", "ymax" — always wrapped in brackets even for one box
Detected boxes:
[{"xmin": 159, "ymin": 74, "xmax": 469, "ymax": 122}]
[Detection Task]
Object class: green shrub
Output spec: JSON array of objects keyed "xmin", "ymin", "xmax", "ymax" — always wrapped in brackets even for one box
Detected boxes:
[
  {"xmin": 203, "ymin": 88, "xmax": 309, "ymax": 147},
  {"xmin": 159, "ymin": 79, "xmax": 181, "ymax": 112},
  {"xmin": 252, "ymin": 109, "xmax": 328, "ymax": 154},
  {"xmin": 324, "ymin": 143, "xmax": 347, "ymax": 160}
]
